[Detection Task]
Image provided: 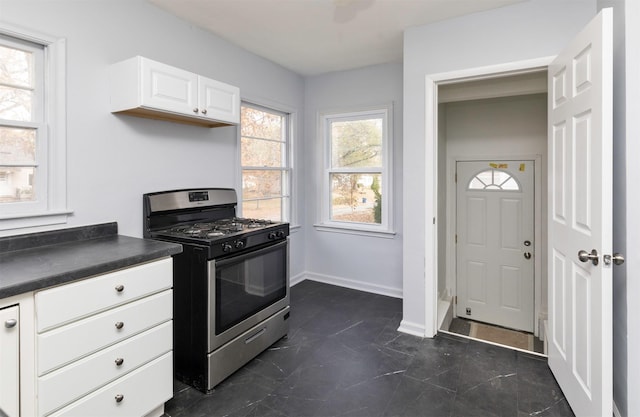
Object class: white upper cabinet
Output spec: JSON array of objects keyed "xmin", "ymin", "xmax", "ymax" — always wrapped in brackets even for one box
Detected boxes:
[{"xmin": 109, "ymin": 56, "xmax": 239, "ymax": 128}]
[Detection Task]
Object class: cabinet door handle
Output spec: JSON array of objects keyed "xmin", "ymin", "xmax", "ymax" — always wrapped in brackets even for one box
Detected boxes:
[
  {"xmin": 115, "ymin": 284, "xmax": 124, "ymax": 292},
  {"xmin": 115, "ymin": 394, "xmax": 124, "ymax": 403},
  {"xmin": 193, "ymin": 108, "xmax": 199, "ymax": 113},
  {"xmin": 4, "ymin": 319, "xmax": 17, "ymax": 328},
  {"xmin": 115, "ymin": 358, "xmax": 124, "ymax": 366},
  {"xmin": 115, "ymin": 321, "xmax": 124, "ymax": 330},
  {"xmin": 201, "ymin": 109, "xmax": 207, "ymax": 115}
]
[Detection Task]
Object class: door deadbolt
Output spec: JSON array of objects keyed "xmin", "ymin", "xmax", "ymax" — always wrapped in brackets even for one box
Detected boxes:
[
  {"xmin": 603, "ymin": 253, "xmax": 625, "ymax": 266},
  {"xmin": 524, "ymin": 240, "xmax": 531, "ymax": 246},
  {"xmin": 578, "ymin": 249, "xmax": 599, "ymax": 266}
]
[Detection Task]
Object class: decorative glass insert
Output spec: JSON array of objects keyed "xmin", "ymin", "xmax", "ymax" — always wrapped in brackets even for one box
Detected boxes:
[{"xmin": 468, "ymin": 169, "xmax": 520, "ymax": 191}]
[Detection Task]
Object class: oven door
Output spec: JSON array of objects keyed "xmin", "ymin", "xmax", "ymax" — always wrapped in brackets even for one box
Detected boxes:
[{"xmin": 208, "ymin": 239, "xmax": 289, "ymax": 352}]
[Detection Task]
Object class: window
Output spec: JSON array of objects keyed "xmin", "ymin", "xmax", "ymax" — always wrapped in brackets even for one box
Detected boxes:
[
  {"xmin": 468, "ymin": 169, "xmax": 520, "ymax": 191},
  {"xmin": 240, "ymin": 103, "xmax": 291, "ymax": 222},
  {"xmin": 318, "ymin": 104, "xmax": 393, "ymax": 235},
  {"xmin": 0, "ymin": 25, "xmax": 67, "ymax": 230}
]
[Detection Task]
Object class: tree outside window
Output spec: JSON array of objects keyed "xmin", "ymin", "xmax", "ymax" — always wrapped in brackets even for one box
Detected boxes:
[
  {"xmin": 321, "ymin": 105, "xmax": 392, "ymax": 232},
  {"xmin": 0, "ymin": 41, "xmax": 39, "ymax": 203},
  {"xmin": 240, "ymin": 103, "xmax": 290, "ymax": 222}
]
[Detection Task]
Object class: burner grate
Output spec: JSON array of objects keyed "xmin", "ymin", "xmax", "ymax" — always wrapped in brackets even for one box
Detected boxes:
[{"xmin": 160, "ymin": 217, "xmax": 276, "ymax": 240}]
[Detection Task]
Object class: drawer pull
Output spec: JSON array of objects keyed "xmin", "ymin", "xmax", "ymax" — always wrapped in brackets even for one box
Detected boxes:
[
  {"xmin": 115, "ymin": 394, "xmax": 124, "ymax": 403},
  {"xmin": 115, "ymin": 321, "xmax": 124, "ymax": 330},
  {"xmin": 115, "ymin": 357, "xmax": 124, "ymax": 366},
  {"xmin": 115, "ymin": 284, "xmax": 125, "ymax": 292}
]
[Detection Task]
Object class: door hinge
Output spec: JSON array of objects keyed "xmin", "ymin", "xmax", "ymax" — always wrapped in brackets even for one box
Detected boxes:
[
  {"xmin": 455, "ymin": 172, "xmax": 458, "ymax": 183},
  {"xmin": 454, "ymin": 295, "xmax": 457, "ymax": 304},
  {"xmin": 455, "ymin": 234, "xmax": 458, "ymax": 244}
]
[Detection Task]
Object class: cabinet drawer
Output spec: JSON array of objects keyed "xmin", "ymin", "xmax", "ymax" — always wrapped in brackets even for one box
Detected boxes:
[
  {"xmin": 38, "ymin": 290, "xmax": 172, "ymax": 376},
  {"xmin": 38, "ymin": 321, "xmax": 172, "ymax": 416},
  {"xmin": 48, "ymin": 352, "xmax": 173, "ymax": 417},
  {"xmin": 36, "ymin": 258, "xmax": 172, "ymax": 332}
]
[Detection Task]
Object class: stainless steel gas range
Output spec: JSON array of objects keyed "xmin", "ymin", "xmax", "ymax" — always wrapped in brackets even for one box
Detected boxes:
[{"xmin": 143, "ymin": 188, "xmax": 290, "ymax": 393}]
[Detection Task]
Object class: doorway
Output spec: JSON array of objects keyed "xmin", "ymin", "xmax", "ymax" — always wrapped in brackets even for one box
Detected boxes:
[{"xmin": 435, "ymin": 72, "xmax": 548, "ymax": 352}]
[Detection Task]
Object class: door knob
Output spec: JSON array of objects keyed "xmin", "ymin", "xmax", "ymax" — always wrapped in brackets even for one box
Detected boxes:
[
  {"xmin": 524, "ymin": 252, "xmax": 532, "ymax": 259},
  {"xmin": 603, "ymin": 253, "xmax": 625, "ymax": 266},
  {"xmin": 578, "ymin": 249, "xmax": 599, "ymax": 266}
]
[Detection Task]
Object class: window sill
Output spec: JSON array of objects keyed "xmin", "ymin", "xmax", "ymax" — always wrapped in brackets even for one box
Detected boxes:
[
  {"xmin": 0, "ymin": 210, "xmax": 73, "ymax": 232},
  {"xmin": 313, "ymin": 223, "xmax": 396, "ymax": 239}
]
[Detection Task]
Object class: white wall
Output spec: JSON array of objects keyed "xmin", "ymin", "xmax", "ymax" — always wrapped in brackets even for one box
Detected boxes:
[
  {"xmin": 595, "ymin": 0, "xmax": 640, "ymax": 415},
  {"xmin": 622, "ymin": 2, "xmax": 640, "ymax": 415},
  {"xmin": 303, "ymin": 63, "xmax": 403, "ymax": 297},
  {"xmin": 402, "ymin": 0, "xmax": 596, "ymax": 335},
  {"xmin": 0, "ymin": 0, "xmax": 306, "ymax": 278},
  {"xmin": 441, "ymin": 94, "xmax": 548, "ymax": 319}
]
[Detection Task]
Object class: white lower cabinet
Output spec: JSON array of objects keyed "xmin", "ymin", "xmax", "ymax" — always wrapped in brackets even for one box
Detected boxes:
[
  {"xmin": 35, "ymin": 259, "xmax": 174, "ymax": 417},
  {"xmin": 0, "ymin": 305, "xmax": 19, "ymax": 417},
  {"xmin": 48, "ymin": 352, "xmax": 173, "ymax": 417}
]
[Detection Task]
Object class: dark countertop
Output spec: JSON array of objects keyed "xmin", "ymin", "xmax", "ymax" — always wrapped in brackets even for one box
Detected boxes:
[{"xmin": 0, "ymin": 222, "xmax": 182, "ymax": 299}]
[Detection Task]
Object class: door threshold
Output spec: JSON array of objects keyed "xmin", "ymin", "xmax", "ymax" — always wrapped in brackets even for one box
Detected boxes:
[{"xmin": 440, "ymin": 318, "xmax": 546, "ymax": 357}]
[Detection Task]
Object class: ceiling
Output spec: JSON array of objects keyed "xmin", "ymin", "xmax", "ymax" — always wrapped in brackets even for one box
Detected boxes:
[{"xmin": 148, "ymin": 0, "xmax": 522, "ymax": 76}]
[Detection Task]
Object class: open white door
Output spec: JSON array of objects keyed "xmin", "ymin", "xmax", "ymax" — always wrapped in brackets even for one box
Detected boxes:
[{"xmin": 548, "ymin": 8, "xmax": 612, "ymax": 417}]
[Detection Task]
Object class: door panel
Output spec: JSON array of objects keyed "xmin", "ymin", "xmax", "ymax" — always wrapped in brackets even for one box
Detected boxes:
[
  {"xmin": 457, "ymin": 160, "xmax": 534, "ymax": 332},
  {"xmin": 547, "ymin": 8, "xmax": 612, "ymax": 417}
]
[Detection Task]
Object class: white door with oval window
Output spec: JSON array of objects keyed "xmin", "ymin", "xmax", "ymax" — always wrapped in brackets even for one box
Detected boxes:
[{"xmin": 456, "ymin": 160, "xmax": 534, "ymax": 332}]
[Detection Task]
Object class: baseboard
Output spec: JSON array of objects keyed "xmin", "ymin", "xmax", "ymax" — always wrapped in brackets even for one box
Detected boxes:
[
  {"xmin": 300, "ymin": 271, "xmax": 402, "ymax": 299},
  {"xmin": 290, "ymin": 271, "xmax": 306, "ymax": 287},
  {"xmin": 542, "ymin": 320, "xmax": 548, "ymax": 355},
  {"xmin": 438, "ymin": 297, "xmax": 453, "ymax": 331},
  {"xmin": 397, "ymin": 319, "xmax": 427, "ymax": 337}
]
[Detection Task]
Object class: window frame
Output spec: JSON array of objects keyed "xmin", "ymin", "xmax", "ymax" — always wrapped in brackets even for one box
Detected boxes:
[
  {"xmin": 238, "ymin": 100, "xmax": 294, "ymax": 224},
  {"xmin": 0, "ymin": 23, "xmax": 69, "ymax": 232},
  {"xmin": 316, "ymin": 103, "xmax": 394, "ymax": 237}
]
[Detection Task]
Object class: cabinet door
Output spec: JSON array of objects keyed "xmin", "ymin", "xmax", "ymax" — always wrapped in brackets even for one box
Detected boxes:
[
  {"xmin": 198, "ymin": 76, "xmax": 240, "ymax": 124},
  {"xmin": 141, "ymin": 58, "xmax": 198, "ymax": 116},
  {"xmin": 0, "ymin": 305, "xmax": 19, "ymax": 417}
]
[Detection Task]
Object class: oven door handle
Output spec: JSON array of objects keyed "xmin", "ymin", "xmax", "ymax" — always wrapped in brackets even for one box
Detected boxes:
[{"xmin": 214, "ymin": 239, "xmax": 287, "ymax": 268}]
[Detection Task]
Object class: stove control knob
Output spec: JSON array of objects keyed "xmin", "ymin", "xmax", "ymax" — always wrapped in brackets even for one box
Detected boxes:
[
  {"xmin": 276, "ymin": 230, "xmax": 286, "ymax": 238},
  {"xmin": 222, "ymin": 243, "xmax": 233, "ymax": 253},
  {"xmin": 268, "ymin": 232, "xmax": 277, "ymax": 240},
  {"xmin": 235, "ymin": 241, "xmax": 245, "ymax": 249}
]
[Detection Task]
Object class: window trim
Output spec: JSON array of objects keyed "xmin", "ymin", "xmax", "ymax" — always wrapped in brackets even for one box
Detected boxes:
[
  {"xmin": 315, "ymin": 103, "xmax": 394, "ymax": 236},
  {"xmin": 238, "ymin": 99, "xmax": 295, "ymax": 226},
  {"xmin": 0, "ymin": 23, "xmax": 70, "ymax": 232}
]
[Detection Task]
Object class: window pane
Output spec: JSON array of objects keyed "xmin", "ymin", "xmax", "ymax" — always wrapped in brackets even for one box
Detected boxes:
[
  {"xmin": 242, "ymin": 197, "xmax": 282, "ymax": 222},
  {"xmin": 467, "ymin": 169, "xmax": 520, "ymax": 191},
  {"xmin": 242, "ymin": 170, "xmax": 283, "ymax": 199},
  {"xmin": 330, "ymin": 173, "xmax": 382, "ymax": 224},
  {"xmin": 501, "ymin": 177, "xmax": 520, "ymax": 190},
  {"xmin": 331, "ymin": 118, "xmax": 382, "ymax": 168},
  {"xmin": 0, "ymin": 44, "xmax": 32, "ymax": 87},
  {"xmin": 241, "ymin": 137, "xmax": 283, "ymax": 167},
  {"xmin": 0, "ymin": 127, "xmax": 36, "ymax": 164},
  {"xmin": 0, "ymin": 166, "xmax": 34, "ymax": 202},
  {"xmin": 0, "ymin": 85, "xmax": 32, "ymax": 121},
  {"xmin": 240, "ymin": 106, "xmax": 282, "ymax": 141}
]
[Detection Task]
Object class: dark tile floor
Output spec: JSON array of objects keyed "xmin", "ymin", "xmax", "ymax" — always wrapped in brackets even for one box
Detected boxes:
[{"xmin": 164, "ymin": 281, "xmax": 574, "ymax": 417}]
